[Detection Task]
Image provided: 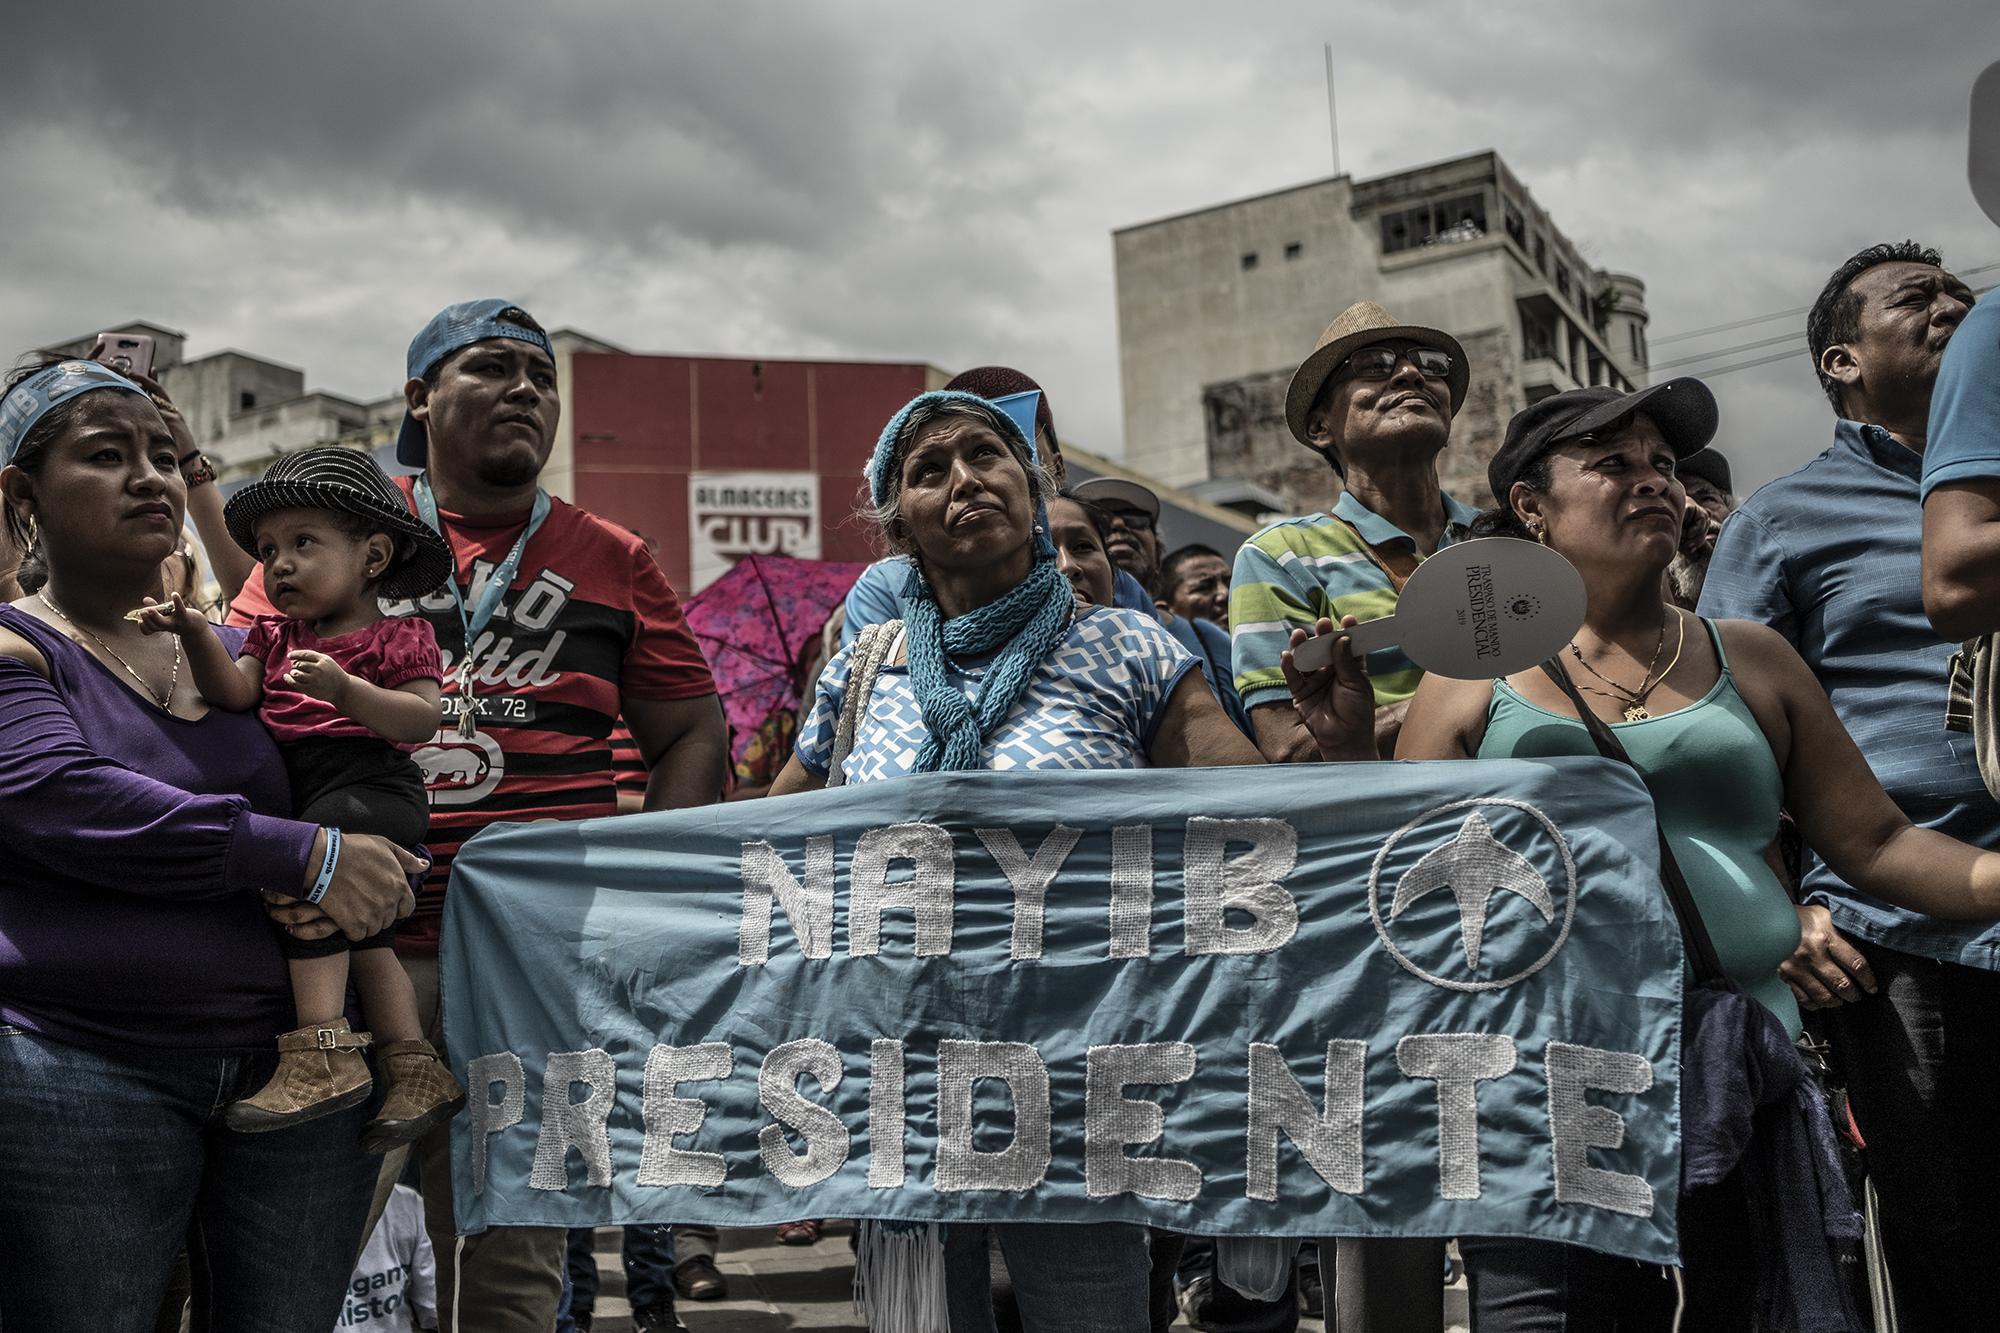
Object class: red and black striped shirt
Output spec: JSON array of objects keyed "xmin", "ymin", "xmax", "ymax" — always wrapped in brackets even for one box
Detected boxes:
[{"xmin": 230, "ymin": 478, "xmax": 715, "ymax": 951}]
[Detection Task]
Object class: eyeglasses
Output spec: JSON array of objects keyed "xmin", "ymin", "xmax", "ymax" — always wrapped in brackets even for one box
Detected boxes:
[
  {"xmin": 1340, "ymin": 345, "xmax": 1453, "ymax": 382},
  {"xmin": 1100, "ymin": 506, "xmax": 1156, "ymax": 532}
]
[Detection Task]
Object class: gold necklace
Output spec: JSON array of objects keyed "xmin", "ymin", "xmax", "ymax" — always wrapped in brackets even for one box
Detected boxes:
[
  {"xmin": 1568, "ymin": 609, "xmax": 1684, "ymax": 721},
  {"xmin": 37, "ymin": 591, "xmax": 183, "ymax": 712}
]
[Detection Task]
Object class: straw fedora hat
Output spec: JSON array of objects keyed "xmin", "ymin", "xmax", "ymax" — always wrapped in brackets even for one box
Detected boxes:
[{"xmin": 1284, "ymin": 301, "xmax": 1470, "ymax": 448}]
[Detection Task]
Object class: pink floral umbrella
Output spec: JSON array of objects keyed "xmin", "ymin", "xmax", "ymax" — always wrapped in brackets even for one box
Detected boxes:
[{"xmin": 683, "ymin": 554, "xmax": 868, "ymax": 769}]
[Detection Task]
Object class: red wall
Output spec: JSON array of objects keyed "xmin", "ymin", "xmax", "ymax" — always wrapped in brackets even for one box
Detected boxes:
[{"xmin": 569, "ymin": 353, "xmax": 932, "ymax": 594}]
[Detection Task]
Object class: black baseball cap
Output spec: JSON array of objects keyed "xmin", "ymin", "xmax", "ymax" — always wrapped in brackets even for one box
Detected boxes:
[
  {"xmin": 1488, "ymin": 378, "xmax": 1718, "ymax": 501},
  {"xmin": 1677, "ymin": 447, "xmax": 1733, "ymax": 496}
]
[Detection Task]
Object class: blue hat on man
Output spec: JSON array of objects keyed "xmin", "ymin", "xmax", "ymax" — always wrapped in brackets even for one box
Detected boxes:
[{"xmin": 395, "ymin": 299, "xmax": 555, "ymax": 467}]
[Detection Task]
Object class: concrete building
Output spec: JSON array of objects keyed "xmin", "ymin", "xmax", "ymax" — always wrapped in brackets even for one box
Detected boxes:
[
  {"xmin": 1114, "ymin": 150, "xmax": 1649, "ymax": 513},
  {"xmin": 46, "ymin": 323, "xmax": 1251, "ymax": 596}
]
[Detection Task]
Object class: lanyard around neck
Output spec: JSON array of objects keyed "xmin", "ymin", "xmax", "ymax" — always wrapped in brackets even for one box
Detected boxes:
[{"xmin": 412, "ymin": 475, "xmax": 551, "ymax": 647}]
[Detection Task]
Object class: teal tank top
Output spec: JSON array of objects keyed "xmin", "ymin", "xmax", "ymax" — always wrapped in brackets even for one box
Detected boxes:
[{"xmin": 1478, "ymin": 620, "xmax": 1802, "ymax": 1035}]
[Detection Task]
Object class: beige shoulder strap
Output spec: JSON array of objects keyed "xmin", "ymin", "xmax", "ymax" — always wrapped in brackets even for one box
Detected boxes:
[{"xmin": 827, "ymin": 619, "xmax": 902, "ymax": 789}]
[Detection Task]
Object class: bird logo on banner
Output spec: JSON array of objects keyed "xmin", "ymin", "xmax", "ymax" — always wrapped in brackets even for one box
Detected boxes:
[{"xmin": 1390, "ymin": 811, "xmax": 1555, "ymax": 969}]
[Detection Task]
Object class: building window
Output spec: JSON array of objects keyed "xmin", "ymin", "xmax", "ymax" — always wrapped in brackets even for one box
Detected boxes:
[
  {"xmin": 1555, "ymin": 263, "xmax": 1572, "ymax": 300},
  {"xmin": 1503, "ymin": 199, "xmax": 1525, "ymax": 247},
  {"xmin": 1240, "ymin": 252, "xmax": 1259, "ymax": 271},
  {"xmin": 1431, "ymin": 194, "xmax": 1486, "ymax": 243},
  {"xmin": 1629, "ymin": 325, "xmax": 1645, "ymax": 365},
  {"xmin": 1284, "ymin": 241, "xmax": 1302, "ymax": 261},
  {"xmin": 239, "ymin": 391, "xmax": 256, "ymax": 411},
  {"xmin": 1381, "ymin": 195, "xmax": 1488, "ymax": 255},
  {"xmin": 1532, "ymin": 234, "xmax": 1548, "ymax": 275}
]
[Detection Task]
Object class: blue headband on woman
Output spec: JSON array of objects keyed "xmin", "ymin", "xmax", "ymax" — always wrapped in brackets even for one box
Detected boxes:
[
  {"xmin": 0, "ymin": 360, "xmax": 150, "ymax": 466},
  {"xmin": 864, "ymin": 387, "xmax": 1053, "ymax": 562}
]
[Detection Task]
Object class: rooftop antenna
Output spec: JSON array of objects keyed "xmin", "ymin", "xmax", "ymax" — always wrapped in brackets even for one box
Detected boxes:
[{"xmin": 1323, "ymin": 43, "xmax": 1342, "ymax": 176}]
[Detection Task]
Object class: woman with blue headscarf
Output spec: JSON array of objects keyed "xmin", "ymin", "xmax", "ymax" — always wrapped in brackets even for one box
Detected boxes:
[{"xmin": 770, "ymin": 390, "xmax": 1262, "ymax": 1328}]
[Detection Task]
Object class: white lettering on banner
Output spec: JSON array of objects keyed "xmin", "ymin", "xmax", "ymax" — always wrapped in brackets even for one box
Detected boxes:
[
  {"xmin": 1547, "ymin": 1041, "xmax": 1656, "ymax": 1217},
  {"xmin": 1397, "ymin": 1034, "xmax": 1518, "ymax": 1200},
  {"xmin": 467, "ymin": 1051, "xmax": 525, "ymax": 1197},
  {"xmin": 1085, "ymin": 1043, "xmax": 1201, "ymax": 1200},
  {"xmin": 847, "ymin": 823, "xmax": 956, "ymax": 958},
  {"xmin": 975, "ymin": 825, "xmax": 1082, "ymax": 961},
  {"xmin": 738, "ymin": 818, "xmax": 1314, "ymax": 967},
  {"xmin": 1246, "ymin": 1040, "xmax": 1368, "ymax": 1200},
  {"xmin": 638, "ymin": 1043, "xmax": 733, "ymax": 1188},
  {"xmin": 1183, "ymin": 817, "xmax": 1300, "ymax": 956},
  {"xmin": 1108, "ymin": 824, "xmax": 1154, "ymax": 959},
  {"xmin": 688, "ymin": 469, "xmax": 821, "ymax": 592},
  {"xmin": 936, "ymin": 1040, "xmax": 1053, "ymax": 1192},
  {"xmin": 758, "ymin": 1039, "xmax": 850, "ymax": 1188},
  {"xmin": 868, "ymin": 1039, "xmax": 908, "ymax": 1189},
  {"xmin": 738, "ymin": 836, "xmax": 836, "ymax": 965},
  {"xmin": 531, "ymin": 1049, "xmax": 618, "ymax": 1190},
  {"xmin": 481, "ymin": 1034, "xmax": 1655, "ymax": 1212}
]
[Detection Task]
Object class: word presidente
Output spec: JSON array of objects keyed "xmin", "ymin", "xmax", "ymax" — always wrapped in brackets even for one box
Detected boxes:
[{"xmin": 465, "ymin": 1033, "xmax": 1657, "ymax": 1219}]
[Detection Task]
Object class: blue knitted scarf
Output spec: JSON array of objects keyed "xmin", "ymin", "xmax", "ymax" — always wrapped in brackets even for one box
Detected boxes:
[{"xmin": 866, "ymin": 390, "xmax": 1075, "ymax": 773}]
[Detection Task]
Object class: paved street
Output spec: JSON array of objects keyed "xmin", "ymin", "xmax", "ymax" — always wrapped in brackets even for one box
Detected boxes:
[{"xmin": 570, "ymin": 1226, "xmax": 1469, "ymax": 1332}]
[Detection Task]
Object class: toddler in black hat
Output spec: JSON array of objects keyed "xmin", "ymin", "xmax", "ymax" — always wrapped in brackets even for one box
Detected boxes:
[{"xmin": 139, "ymin": 447, "xmax": 464, "ymax": 1147}]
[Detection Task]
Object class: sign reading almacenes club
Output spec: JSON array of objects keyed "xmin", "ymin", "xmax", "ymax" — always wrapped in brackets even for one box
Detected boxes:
[
  {"xmin": 686, "ymin": 470, "xmax": 820, "ymax": 592},
  {"xmin": 442, "ymin": 761, "xmax": 1686, "ymax": 1262}
]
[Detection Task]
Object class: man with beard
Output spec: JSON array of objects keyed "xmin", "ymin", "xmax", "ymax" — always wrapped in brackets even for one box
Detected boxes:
[
  {"xmin": 1667, "ymin": 447, "xmax": 1733, "ymax": 608},
  {"xmin": 1699, "ymin": 244, "xmax": 2000, "ymax": 1328},
  {"xmin": 230, "ymin": 300, "xmax": 728, "ymax": 1333}
]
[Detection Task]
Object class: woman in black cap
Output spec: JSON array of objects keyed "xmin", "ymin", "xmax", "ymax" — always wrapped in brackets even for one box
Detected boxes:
[
  {"xmin": 1285, "ymin": 379, "xmax": 2000, "ymax": 1327},
  {"xmin": 142, "ymin": 446, "xmax": 466, "ymax": 1148}
]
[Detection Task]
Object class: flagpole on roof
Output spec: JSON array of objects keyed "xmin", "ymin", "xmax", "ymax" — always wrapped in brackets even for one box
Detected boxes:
[{"xmin": 1323, "ymin": 43, "xmax": 1341, "ymax": 177}]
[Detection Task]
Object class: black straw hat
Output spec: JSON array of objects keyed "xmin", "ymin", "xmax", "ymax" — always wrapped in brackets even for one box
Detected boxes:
[
  {"xmin": 225, "ymin": 448, "xmax": 454, "ymax": 600},
  {"xmin": 1488, "ymin": 378, "xmax": 1718, "ymax": 502}
]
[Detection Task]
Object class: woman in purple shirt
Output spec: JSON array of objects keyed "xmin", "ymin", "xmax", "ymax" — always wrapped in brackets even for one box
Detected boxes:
[{"xmin": 0, "ymin": 357, "xmax": 423, "ymax": 1331}]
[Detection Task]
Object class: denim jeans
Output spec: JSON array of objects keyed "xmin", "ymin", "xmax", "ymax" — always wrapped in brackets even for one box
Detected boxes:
[
  {"xmin": 1826, "ymin": 941, "xmax": 2000, "ymax": 1328},
  {"xmin": 944, "ymin": 1222, "xmax": 1153, "ymax": 1332},
  {"xmin": 561, "ymin": 1224, "xmax": 678, "ymax": 1321},
  {"xmin": 0, "ymin": 1024, "xmax": 376, "ymax": 1332}
]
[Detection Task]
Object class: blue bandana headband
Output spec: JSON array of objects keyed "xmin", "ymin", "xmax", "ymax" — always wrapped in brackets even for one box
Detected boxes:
[{"xmin": 0, "ymin": 360, "xmax": 150, "ymax": 467}]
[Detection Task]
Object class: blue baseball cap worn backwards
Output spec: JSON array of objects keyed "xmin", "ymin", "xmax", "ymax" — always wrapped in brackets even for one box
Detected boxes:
[
  {"xmin": 1, "ymin": 360, "xmax": 150, "ymax": 467},
  {"xmin": 395, "ymin": 299, "xmax": 555, "ymax": 467}
]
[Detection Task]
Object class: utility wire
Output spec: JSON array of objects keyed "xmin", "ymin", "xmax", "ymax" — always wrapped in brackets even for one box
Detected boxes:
[
  {"xmin": 1648, "ymin": 261, "xmax": 2000, "ymax": 346},
  {"xmin": 1649, "ymin": 281, "xmax": 1995, "ymax": 375}
]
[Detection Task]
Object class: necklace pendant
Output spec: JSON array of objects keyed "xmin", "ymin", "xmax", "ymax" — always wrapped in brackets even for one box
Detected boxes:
[
  {"xmin": 455, "ymin": 660, "xmax": 478, "ymax": 739},
  {"xmin": 1622, "ymin": 703, "xmax": 1651, "ymax": 722}
]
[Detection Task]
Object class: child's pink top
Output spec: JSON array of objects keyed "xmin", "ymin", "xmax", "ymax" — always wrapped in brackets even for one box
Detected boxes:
[{"xmin": 239, "ymin": 615, "xmax": 443, "ymax": 746}]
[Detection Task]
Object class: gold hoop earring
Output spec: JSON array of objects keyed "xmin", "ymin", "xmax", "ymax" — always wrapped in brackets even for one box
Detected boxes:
[{"xmin": 1530, "ymin": 523, "xmax": 1547, "ymax": 545}]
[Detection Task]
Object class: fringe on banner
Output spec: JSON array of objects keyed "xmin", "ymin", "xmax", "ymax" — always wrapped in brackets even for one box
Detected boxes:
[{"xmin": 852, "ymin": 1219, "xmax": 949, "ymax": 1332}]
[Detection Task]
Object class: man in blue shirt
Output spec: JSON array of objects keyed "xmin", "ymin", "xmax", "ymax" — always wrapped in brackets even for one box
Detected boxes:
[
  {"xmin": 1921, "ymin": 289, "xmax": 2000, "ymax": 637},
  {"xmin": 1698, "ymin": 241, "xmax": 1992, "ymax": 1327}
]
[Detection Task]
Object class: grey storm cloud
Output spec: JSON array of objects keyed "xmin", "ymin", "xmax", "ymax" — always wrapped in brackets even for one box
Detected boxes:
[{"xmin": 2, "ymin": 0, "xmax": 1996, "ymax": 491}]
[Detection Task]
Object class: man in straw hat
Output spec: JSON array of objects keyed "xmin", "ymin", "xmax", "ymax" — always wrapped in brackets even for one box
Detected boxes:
[
  {"xmin": 1229, "ymin": 300, "xmax": 1477, "ymax": 765},
  {"xmin": 1227, "ymin": 301, "xmax": 1475, "ymax": 1331},
  {"xmin": 229, "ymin": 299, "xmax": 727, "ymax": 1333}
]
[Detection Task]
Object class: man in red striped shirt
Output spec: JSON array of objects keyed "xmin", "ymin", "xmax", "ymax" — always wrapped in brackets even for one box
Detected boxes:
[{"xmin": 231, "ymin": 299, "xmax": 726, "ymax": 1333}]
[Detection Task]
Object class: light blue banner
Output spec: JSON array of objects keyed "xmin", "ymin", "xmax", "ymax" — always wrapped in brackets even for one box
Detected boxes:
[{"xmin": 443, "ymin": 758, "xmax": 1684, "ymax": 1263}]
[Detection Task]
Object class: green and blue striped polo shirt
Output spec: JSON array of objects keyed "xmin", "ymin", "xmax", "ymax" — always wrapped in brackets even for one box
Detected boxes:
[{"xmin": 1229, "ymin": 491, "xmax": 1479, "ymax": 711}]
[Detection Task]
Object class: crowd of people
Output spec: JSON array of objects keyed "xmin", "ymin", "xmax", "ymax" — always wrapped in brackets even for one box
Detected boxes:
[{"xmin": 0, "ymin": 235, "xmax": 1996, "ymax": 1333}]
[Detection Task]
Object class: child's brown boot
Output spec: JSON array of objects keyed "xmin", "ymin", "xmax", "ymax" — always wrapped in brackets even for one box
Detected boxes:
[
  {"xmin": 224, "ymin": 1018, "xmax": 373, "ymax": 1132},
  {"xmin": 361, "ymin": 1039, "xmax": 467, "ymax": 1153}
]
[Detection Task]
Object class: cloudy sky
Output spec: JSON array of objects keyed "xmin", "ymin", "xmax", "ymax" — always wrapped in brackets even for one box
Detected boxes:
[{"xmin": 4, "ymin": 1, "xmax": 1994, "ymax": 494}]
